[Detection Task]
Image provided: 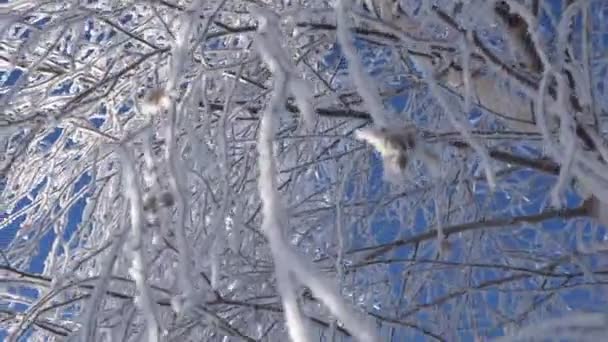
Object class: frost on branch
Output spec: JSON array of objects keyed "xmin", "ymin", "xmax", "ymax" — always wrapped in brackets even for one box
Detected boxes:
[
  {"xmin": 1, "ymin": 0, "xmax": 608, "ymax": 340},
  {"xmin": 250, "ymin": 5, "xmax": 316, "ymax": 128}
]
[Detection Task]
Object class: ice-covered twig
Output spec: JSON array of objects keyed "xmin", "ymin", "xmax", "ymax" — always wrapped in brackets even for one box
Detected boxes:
[
  {"xmin": 556, "ymin": 0, "xmax": 586, "ymax": 66},
  {"xmin": 551, "ymin": 136, "xmax": 576, "ymax": 206},
  {"xmin": 535, "ymin": 70, "xmax": 569, "ymax": 203},
  {"xmin": 287, "ymin": 248, "xmax": 379, "ymax": 342},
  {"xmin": 163, "ymin": 106, "xmax": 198, "ymax": 311},
  {"xmin": 331, "ymin": 154, "xmax": 357, "ymax": 339},
  {"xmin": 427, "ymin": 75, "xmax": 495, "ymax": 188},
  {"xmin": 465, "ymin": 35, "xmax": 495, "ymax": 189},
  {"xmin": 535, "ymin": 65, "xmax": 608, "ymax": 204},
  {"xmin": 118, "ymin": 147, "xmax": 160, "ymax": 342},
  {"xmin": 434, "ymin": 30, "xmax": 496, "ymax": 190},
  {"xmin": 159, "ymin": 0, "xmax": 206, "ymax": 312},
  {"xmin": 166, "ymin": 0, "xmax": 204, "ymax": 92},
  {"xmin": 79, "ymin": 218, "xmax": 128, "ymax": 341},
  {"xmin": 207, "ymin": 66, "xmax": 246, "ymax": 292}
]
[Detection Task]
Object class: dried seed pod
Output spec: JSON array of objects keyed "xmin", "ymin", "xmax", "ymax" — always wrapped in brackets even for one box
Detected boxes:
[
  {"xmin": 142, "ymin": 194, "xmax": 160, "ymax": 227},
  {"xmin": 145, "ymin": 215, "xmax": 160, "ymax": 227},
  {"xmin": 148, "ymin": 88, "xmax": 171, "ymax": 107},
  {"xmin": 380, "ymin": 127, "xmax": 416, "ymax": 151},
  {"xmin": 141, "ymin": 88, "xmax": 171, "ymax": 114},
  {"xmin": 160, "ymin": 191, "xmax": 175, "ymax": 207},
  {"xmin": 142, "ymin": 194, "xmax": 158, "ymax": 212},
  {"xmin": 587, "ymin": 196, "xmax": 608, "ymax": 227},
  {"xmin": 355, "ymin": 125, "xmax": 442, "ymax": 179},
  {"xmin": 394, "ymin": 153, "xmax": 408, "ymax": 171},
  {"xmin": 355, "ymin": 126, "xmax": 418, "ymax": 172}
]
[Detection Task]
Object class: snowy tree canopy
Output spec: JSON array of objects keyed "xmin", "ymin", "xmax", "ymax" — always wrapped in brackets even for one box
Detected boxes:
[{"xmin": 1, "ymin": 0, "xmax": 608, "ymax": 341}]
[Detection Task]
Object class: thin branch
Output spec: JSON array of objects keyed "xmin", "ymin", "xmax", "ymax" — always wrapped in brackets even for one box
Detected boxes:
[{"xmin": 356, "ymin": 199, "xmax": 591, "ymax": 261}]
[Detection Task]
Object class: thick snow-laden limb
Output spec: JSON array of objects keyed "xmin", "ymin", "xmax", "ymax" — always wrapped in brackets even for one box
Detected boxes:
[
  {"xmin": 288, "ymin": 248, "xmax": 379, "ymax": 342},
  {"xmin": 289, "ymin": 78, "xmax": 316, "ymax": 129},
  {"xmin": 119, "ymin": 147, "xmax": 160, "ymax": 342},
  {"xmin": 159, "ymin": 0, "xmax": 205, "ymax": 312},
  {"xmin": 255, "ymin": 16, "xmax": 378, "ymax": 340},
  {"xmin": 257, "ymin": 69, "xmax": 312, "ymax": 342},
  {"xmin": 250, "ymin": 5, "xmax": 316, "ymax": 128},
  {"xmin": 335, "ymin": 0, "xmax": 388, "ymax": 128},
  {"xmin": 250, "ymin": 6, "xmax": 315, "ymax": 331},
  {"xmin": 166, "ymin": 0, "xmax": 204, "ymax": 92},
  {"xmin": 258, "ymin": 96, "xmax": 379, "ymax": 340}
]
